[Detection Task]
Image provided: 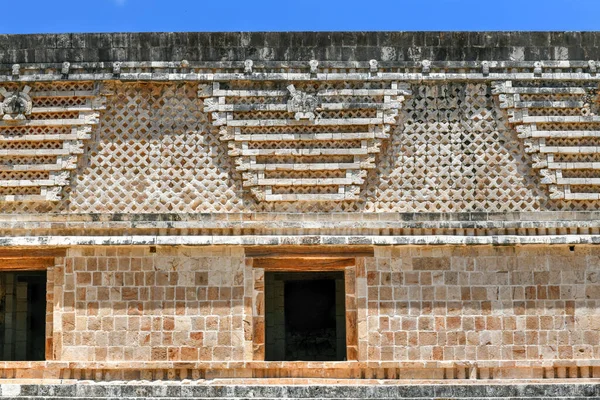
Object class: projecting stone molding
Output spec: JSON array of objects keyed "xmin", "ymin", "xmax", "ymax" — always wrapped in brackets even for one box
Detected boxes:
[
  {"xmin": 201, "ymin": 74, "xmax": 411, "ymax": 202},
  {"xmin": 0, "ymin": 81, "xmax": 106, "ymax": 202}
]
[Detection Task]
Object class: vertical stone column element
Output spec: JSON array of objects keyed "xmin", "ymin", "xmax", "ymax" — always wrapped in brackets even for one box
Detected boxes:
[
  {"xmin": 252, "ymin": 267, "xmax": 265, "ymax": 360},
  {"xmin": 344, "ymin": 266, "xmax": 358, "ymax": 361},
  {"xmin": 52, "ymin": 257, "xmax": 65, "ymax": 361},
  {"xmin": 355, "ymin": 258, "xmax": 368, "ymax": 361},
  {"xmin": 45, "ymin": 264, "xmax": 56, "ymax": 361},
  {"xmin": 493, "ymin": 79, "xmax": 600, "ymax": 200},
  {"xmin": 243, "ymin": 258, "xmax": 254, "ymax": 360},
  {"xmin": 201, "ymin": 71, "xmax": 411, "ymax": 202},
  {"xmin": 0, "ymin": 82, "xmax": 108, "ymax": 201}
]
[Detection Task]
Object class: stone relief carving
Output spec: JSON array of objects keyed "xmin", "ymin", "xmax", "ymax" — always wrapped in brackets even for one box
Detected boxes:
[
  {"xmin": 0, "ymin": 86, "xmax": 32, "ymax": 121},
  {"xmin": 2, "ymin": 59, "xmax": 598, "ymax": 211},
  {"xmin": 286, "ymin": 85, "xmax": 319, "ymax": 121},
  {"xmin": 494, "ymin": 79, "xmax": 600, "ymax": 201},
  {"xmin": 0, "ymin": 82, "xmax": 106, "ymax": 202},
  {"xmin": 202, "ymin": 73, "xmax": 412, "ymax": 202}
]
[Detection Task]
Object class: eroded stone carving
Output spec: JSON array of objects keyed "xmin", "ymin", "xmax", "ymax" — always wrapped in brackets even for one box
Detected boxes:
[
  {"xmin": 244, "ymin": 59, "xmax": 253, "ymax": 74},
  {"xmin": 286, "ymin": 85, "xmax": 319, "ymax": 121},
  {"xmin": 494, "ymin": 79, "xmax": 600, "ymax": 201},
  {"xmin": 481, "ymin": 61, "xmax": 490, "ymax": 76},
  {"xmin": 0, "ymin": 82, "xmax": 106, "ymax": 202},
  {"xmin": 369, "ymin": 59, "xmax": 378, "ymax": 73},
  {"xmin": 61, "ymin": 61, "xmax": 70, "ymax": 78},
  {"xmin": 422, "ymin": 60, "xmax": 431, "ymax": 75},
  {"xmin": 112, "ymin": 62, "xmax": 122, "ymax": 76},
  {"xmin": 534, "ymin": 61, "xmax": 543, "ymax": 76},
  {"xmin": 0, "ymin": 86, "xmax": 32, "ymax": 121},
  {"xmin": 203, "ymin": 75, "xmax": 411, "ymax": 202}
]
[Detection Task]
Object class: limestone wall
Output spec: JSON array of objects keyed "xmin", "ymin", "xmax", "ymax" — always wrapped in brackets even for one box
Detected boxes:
[
  {"xmin": 361, "ymin": 245, "xmax": 600, "ymax": 377},
  {"xmin": 41, "ymin": 245, "xmax": 600, "ymax": 376},
  {"xmin": 53, "ymin": 247, "xmax": 249, "ymax": 363}
]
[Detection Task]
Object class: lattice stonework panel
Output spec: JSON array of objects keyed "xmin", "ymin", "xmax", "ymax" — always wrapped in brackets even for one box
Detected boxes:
[
  {"xmin": 201, "ymin": 80, "xmax": 411, "ymax": 202},
  {"xmin": 0, "ymin": 82, "xmax": 105, "ymax": 201},
  {"xmin": 493, "ymin": 80, "xmax": 600, "ymax": 201}
]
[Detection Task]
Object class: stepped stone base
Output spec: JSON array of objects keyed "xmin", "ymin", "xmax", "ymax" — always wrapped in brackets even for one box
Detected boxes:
[{"xmin": 0, "ymin": 382, "xmax": 599, "ymax": 399}]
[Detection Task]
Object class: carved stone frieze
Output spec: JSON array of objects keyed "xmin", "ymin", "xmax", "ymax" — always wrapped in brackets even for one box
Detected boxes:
[
  {"xmin": 0, "ymin": 82, "xmax": 107, "ymax": 202},
  {"xmin": 2, "ymin": 58, "xmax": 600, "ymax": 211},
  {"xmin": 202, "ymin": 76, "xmax": 411, "ymax": 202},
  {"xmin": 494, "ymin": 79, "xmax": 600, "ymax": 201}
]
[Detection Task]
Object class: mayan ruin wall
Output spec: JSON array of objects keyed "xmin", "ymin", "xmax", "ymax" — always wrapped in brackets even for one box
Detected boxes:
[{"xmin": 0, "ymin": 31, "xmax": 597, "ymax": 399}]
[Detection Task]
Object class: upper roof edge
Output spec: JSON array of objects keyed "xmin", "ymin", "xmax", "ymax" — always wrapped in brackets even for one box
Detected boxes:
[{"xmin": 0, "ymin": 31, "xmax": 599, "ymax": 64}]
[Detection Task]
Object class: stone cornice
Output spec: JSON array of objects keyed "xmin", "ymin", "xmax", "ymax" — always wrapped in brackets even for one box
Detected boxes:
[
  {"xmin": 0, "ymin": 212, "xmax": 597, "ymax": 241},
  {"xmin": 1, "ymin": 60, "xmax": 600, "ymax": 82},
  {"xmin": 0, "ymin": 234, "xmax": 599, "ymax": 246},
  {"xmin": 0, "ymin": 31, "xmax": 599, "ymax": 64}
]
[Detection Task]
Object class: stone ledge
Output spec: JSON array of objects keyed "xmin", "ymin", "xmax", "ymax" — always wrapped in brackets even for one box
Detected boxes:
[
  {"xmin": 0, "ymin": 212, "xmax": 600, "ymax": 239},
  {"xmin": 0, "ymin": 211, "xmax": 598, "ymax": 223},
  {"xmin": 2, "ymin": 68, "xmax": 600, "ymax": 83},
  {"xmin": 0, "ymin": 361, "xmax": 598, "ymax": 379},
  {"xmin": 5, "ymin": 360, "xmax": 598, "ymax": 369},
  {"xmin": 0, "ymin": 361, "xmax": 586, "ymax": 369},
  {"xmin": 0, "ymin": 234, "xmax": 599, "ymax": 246},
  {"xmin": 1, "ymin": 382, "xmax": 599, "ymax": 399}
]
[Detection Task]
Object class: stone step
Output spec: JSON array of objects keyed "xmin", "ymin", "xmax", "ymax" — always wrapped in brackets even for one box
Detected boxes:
[
  {"xmin": 243, "ymin": 177, "xmax": 364, "ymax": 187},
  {"xmin": 210, "ymin": 103, "xmax": 389, "ymax": 112},
  {"xmin": 29, "ymin": 90, "xmax": 97, "ymax": 98},
  {"xmin": 500, "ymin": 87, "xmax": 587, "ymax": 95},
  {"xmin": 263, "ymin": 192, "xmax": 358, "ymax": 201},
  {"xmin": 0, "ymin": 164, "xmax": 66, "ymax": 172},
  {"xmin": 226, "ymin": 117, "xmax": 386, "ymax": 127},
  {"xmin": 237, "ymin": 162, "xmax": 365, "ymax": 172},
  {"xmin": 233, "ymin": 132, "xmax": 380, "ymax": 141},
  {"xmin": 239, "ymin": 148, "xmax": 371, "ymax": 156},
  {"xmin": 6, "ymin": 397, "xmax": 597, "ymax": 400},
  {"xmin": 2, "ymin": 384, "xmax": 599, "ymax": 399},
  {"xmin": 529, "ymin": 131, "xmax": 600, "ymax": 139},
  {"xmin": 514, "ymin": 100, "xmax": 585, "ymax": 109}
]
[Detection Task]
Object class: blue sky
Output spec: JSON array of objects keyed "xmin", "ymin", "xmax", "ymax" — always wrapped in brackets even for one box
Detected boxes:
[{"xmin": 1, "ymin": 0, "xmax": 599, "ymax": 33}]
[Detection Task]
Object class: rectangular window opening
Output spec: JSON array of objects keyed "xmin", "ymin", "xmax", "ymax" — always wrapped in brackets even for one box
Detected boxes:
[
  {"xmin": 0, "ymin": 271, "xmax": 47, "ymax": 361},
  {"xmin": 265, "ymin": 271, "xmax": 346, "ymax": 361}
]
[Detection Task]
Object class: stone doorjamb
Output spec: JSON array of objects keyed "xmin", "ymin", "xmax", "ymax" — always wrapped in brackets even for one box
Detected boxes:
[{"xmin": 244, "ymin": 253, "xmax": 365, "ymax": 362}]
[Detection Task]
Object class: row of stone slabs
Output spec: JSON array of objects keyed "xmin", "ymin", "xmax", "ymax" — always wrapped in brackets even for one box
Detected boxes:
[{"xmin": 0, "ymin": 383, "xmax": 599, "ymax": 399}]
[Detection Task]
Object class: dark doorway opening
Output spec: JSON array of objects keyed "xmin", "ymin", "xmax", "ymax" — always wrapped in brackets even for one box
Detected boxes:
[
  {"xmin": 0, "ymin": 271, "xmax": 46, "ymax": 361},
  {"xmin": 265, "ymin": 271, "xmax": 346, "ymax": 361}
]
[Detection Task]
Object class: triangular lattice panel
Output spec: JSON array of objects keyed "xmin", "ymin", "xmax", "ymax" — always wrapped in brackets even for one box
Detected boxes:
[{"xmin": 202, "ymin": 79, "xmax": 411, "ymax": 202}]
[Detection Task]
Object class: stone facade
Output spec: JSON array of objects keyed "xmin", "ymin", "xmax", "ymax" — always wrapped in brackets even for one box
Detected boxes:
[{"xmin": 0, "ymin": 32, "xmax": 597, "ymax": 389}]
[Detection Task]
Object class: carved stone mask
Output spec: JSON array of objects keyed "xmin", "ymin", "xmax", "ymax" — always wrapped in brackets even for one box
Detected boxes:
[
  {"xmin": 0, "ymin": 86, "xmax": 33, "ymax": 121},
  {"xmin": 287, "ymin": 84, "xmax": 319, "ymax": 121}
]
